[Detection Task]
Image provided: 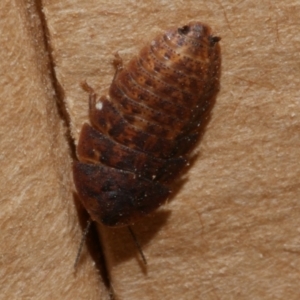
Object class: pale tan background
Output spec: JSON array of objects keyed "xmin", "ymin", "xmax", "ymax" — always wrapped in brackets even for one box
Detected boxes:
[{"xmin": 1, "ymin": 0, "xmax": 300, "ymax": 299}]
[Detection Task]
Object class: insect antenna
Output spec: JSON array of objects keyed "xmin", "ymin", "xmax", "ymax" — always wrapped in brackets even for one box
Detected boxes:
[
  {"xmin": 74, "ymin": 219, "xmax": 92, "ymax": 269},
  {"xmin": 128, "ymin": 226, "xmax": 147, "ymax": 265}
]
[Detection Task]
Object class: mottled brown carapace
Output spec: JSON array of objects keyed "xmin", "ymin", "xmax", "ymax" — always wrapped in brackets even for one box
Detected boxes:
[{"xmin": 73, "ymin": 22, "xmax": 221, "ymax": 227}]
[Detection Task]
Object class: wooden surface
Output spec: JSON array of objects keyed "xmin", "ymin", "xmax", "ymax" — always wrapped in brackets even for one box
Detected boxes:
[{"xmin": 1, "ymin": 0, "xmax": 300, "ymax": 299}]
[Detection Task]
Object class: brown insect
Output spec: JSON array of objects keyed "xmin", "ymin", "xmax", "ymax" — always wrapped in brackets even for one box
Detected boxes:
[{"xmin": 73, "ymin": 22, "xmax": 221, "ymax": 230}]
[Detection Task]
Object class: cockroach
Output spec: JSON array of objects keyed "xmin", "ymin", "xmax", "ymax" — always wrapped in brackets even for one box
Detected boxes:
[{"xmin": 73, "ymin": 22, "xmax": 221, "ymax": 264}]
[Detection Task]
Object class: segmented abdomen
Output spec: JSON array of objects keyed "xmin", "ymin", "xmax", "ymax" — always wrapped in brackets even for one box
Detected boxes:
[{"xmin": 73, "ymin": 22, "xmax": 221, "ymax": 227}]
